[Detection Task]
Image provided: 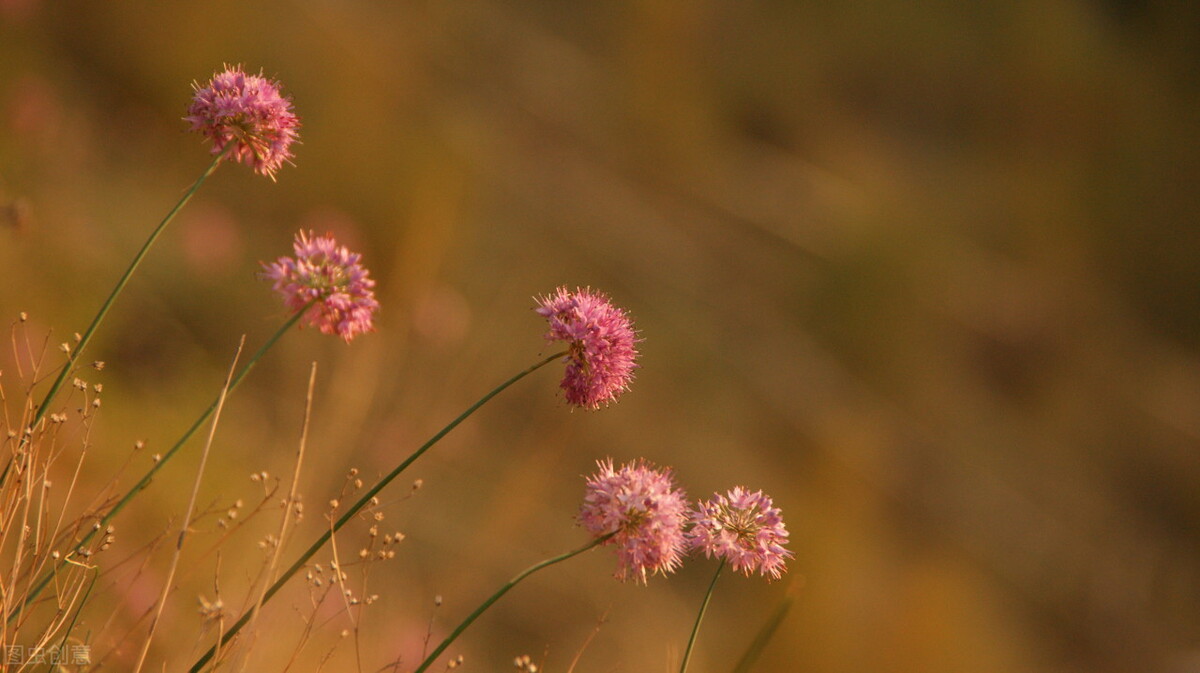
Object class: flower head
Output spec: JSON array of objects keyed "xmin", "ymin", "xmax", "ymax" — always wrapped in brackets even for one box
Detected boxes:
[
  {"xmin": 688, "ymin": 487, "xmax": 792, "ymax": 580},
  {"xmin": 261, "ymin": 230, "xmax": 379, "ymax": 342},
  {"xmin": 185, "ymin": 65, "xmax": 300, "ymax": 179},
  {"xmin": 535, "ymin": 287, "xmax": 638, "ymax": 410},
  {"xmin": 578, "ymin": 458, "xmax": 689, "ymax": 583}
]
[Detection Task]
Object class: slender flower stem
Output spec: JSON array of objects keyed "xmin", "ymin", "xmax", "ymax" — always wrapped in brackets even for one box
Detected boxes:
[
  {"xmin": 28, "ymin": 149, "xmax": 229, "ymax": 434},
  {"xmin": 187, "ymin": 350, "xmax": 569, "ymax": 673},
  {"xmin": 9, "ymin": 308, "xmax": 305, "ymax": 624},
  {"xmin": 680, "ymin": 560, "xmax": 726, "ymax": 673},
  {"xmin": 731, "ymin": 589, "xmax": 795, "ymax": 673},
  {"xmin": 132, "ymin": 337, "xmax": 244, "ymax": 673},
  {"xmin": 414, "ymin": 533, "xmax": 614, "ymax": 673}
]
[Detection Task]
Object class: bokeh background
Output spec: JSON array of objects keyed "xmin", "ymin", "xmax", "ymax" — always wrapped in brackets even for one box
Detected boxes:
[{"xmin": 3, "ymin": 1, "xmax": 1200, "ymax": 671}]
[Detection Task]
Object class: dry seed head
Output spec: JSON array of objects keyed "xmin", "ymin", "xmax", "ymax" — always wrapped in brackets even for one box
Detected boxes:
[
  {"xmin": 73, "ymin": 332, "xmax": 82, "ymax": 342},
  {"xmin": 153, "ymin": 453, "xmax": 162, "ymax": 462},
  {"xmin": 93, "ymin": 383, "xmax": 103, "ymax": 393},
  {"xmin": 92, "ymin": 360, "xmax": 105, "ymax": 370},
  {"xmin": 198, "ymin": 595, "xmax": 224, "ymax": 621},
  {"xmin": 134, "ymin": 439, "xmax": 144, "ymax": 450},
  {"xmin": 59, "ymin": 342, "xmax": 70, "ymax": 353},
  {"xmin": 91, "ymin": 398, "xmax": 101, "ymax": 408},
  {"xmin": 19, "ymin": 311, "xmax": 27, "ymax": 321}
]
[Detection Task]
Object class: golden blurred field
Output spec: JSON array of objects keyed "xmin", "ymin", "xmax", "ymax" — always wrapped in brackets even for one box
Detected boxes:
[{"xmin": 3, "ymin": 1, "xmax": 1200, "ymax": 671}]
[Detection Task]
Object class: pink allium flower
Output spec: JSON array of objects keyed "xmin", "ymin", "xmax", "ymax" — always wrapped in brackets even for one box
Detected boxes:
[
  {"xmin": 535, "ymin": 287, "xmax": 639, "ymax": 410},
  {"xmin": 578, "ymin": 458, "xmax": 689, "ymax": 584},
  {"xmin": 688, "ymin": 487, "xmax": 793, "ymax": 580},
  {"xmin": 185, "ymin": 65, "xmax": 300, "ymax": 179},
  {"xmin": 261, "ymin": 230, "xmax": 379, "ymax": 342}
]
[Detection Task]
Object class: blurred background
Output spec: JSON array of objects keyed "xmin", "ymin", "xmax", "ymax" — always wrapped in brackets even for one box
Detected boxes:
[{"xmin": 2, "ymin": 1, "xmax": 1200, "ymax": 671}]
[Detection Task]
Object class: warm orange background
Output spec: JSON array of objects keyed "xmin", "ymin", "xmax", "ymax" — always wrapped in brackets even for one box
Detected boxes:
[{"xmin": 2, "ymin": 2, "xmax": 1199, "ymax": 672}]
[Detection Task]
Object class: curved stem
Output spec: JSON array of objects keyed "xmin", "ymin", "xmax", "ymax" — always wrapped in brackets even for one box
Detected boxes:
[
  {"xmin": 9, "ymin": 308, "xmax": 304, "ymax": 624},
  {"xmin": 414, "ymin": 533, "xmax": 612, "ymax": 673},
  {"xmin": 187, "ymin": 350, "xmax": 568, "ymax": 673},
  {"xmin": 680, "ymin": 560, "xmax": 726, "ymax": 673},
  {"xmin": 28, "ymin": 150, "xmax": 228, "ymax": 434}
]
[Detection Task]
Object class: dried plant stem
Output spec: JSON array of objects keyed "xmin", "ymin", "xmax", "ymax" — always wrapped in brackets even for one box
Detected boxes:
[
  {"xmin": 10, "ymin": 308, "xmax": 306, "ymax": 624},
  {"xmin": 245, "ymin": 362, "xmax": 318, "ymax": 647},
  {"xmin": 679, "ymin": 560, "xmax": 725, "ymax": 673},
  {"xmin": 27, "ymin": 149, "xmax": 229, "ymax": 437},
  {"xmin": 413, "ymin": 533, "xmax": 612, "ymax": 673},
  {"xmin": 132, "ymin": 336, "xmax": 244, "ymax": 673},
  {"xmin": 187, "ymin": 350, "xmax": 568, "ymax": 673}
]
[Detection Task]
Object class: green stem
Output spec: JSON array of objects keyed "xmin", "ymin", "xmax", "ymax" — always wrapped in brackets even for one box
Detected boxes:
[
  {"xmin": 731, "ymin": 589, "xmax": 794, "ymax": 673},
  {"xmin": 414, "ymin": 533, "xmax": 612, "ymax": 673},
  {"xmin": 28, "ymin": 150, "xmax": 228, "ymax": 434},
  {"xmin": 9, "ymin": 308, "xmax": 304, "ymax": 624},
  {"xmin": 187, "ymin": 350, "xmax": 568, "ymax": 673},
  {"xmin": 680, "ymin": 560, "xmax": 726, "ymax": 673}
]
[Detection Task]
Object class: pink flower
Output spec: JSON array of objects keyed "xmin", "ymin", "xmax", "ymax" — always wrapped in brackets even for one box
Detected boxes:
[
  {"xmin": 688, "ymin": 487, "xmax": 793, "ymax": 580},
  {"xmin": 261, "ymin": 230, "xmax": 379, "ymax": 342},
  {"xmin": 185, "ymin": 65, "xmax": 300, "ymax": 179},
  {"xmin": 535, "ymin": 287, "xmax": 639, "ymax": 410},
  {"xmin": 578, "ymin": 458, "xmax": 689, "ymax": 583}
]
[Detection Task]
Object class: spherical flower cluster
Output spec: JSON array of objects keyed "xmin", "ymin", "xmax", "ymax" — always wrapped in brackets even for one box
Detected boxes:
[
  {"xmin": 688, "ymin": 487, "xmax": 792, "ymax": 580},
  {"xmin": 261, "ymin": 230, "xmax": 379, "ymax": 343},
  {"xmin": 185, "ymin": 65, "xmax": 300, "ymax": 179},
  {"xmin": 535, "ymin": 287, "xmax": 639, "ymax": 410},
  {"xmin": 578, "ymin": 458, "xmax": 689, "ymax": 584}
]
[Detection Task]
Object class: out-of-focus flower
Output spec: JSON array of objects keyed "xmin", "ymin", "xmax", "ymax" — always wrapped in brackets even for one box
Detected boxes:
[
  {"xmin": 261, "ymin": 230, "xmax": 378, "ymax": 342},
  {"xmin": 185, "ymin": 65, "xmax": 300, "ymax": 179},
  {"xmin": 688, "ymin": 487, "xmax": 792, "ymax": 580},
  {"xmin": 578, "ymin": 458, "xmax": 688, "ymax": 583},
  {"xmin": 535, "ymin": 286, "xmax": 638, "ymax": 410}
]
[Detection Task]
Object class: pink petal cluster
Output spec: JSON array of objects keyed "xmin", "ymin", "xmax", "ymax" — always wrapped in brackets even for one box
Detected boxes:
[
  {"xmin": 688, "ymin": 487, "xmax": 792, "ymax": 580},
  {"xmin": 578, "ymin": 458, "xmax": 689, "ymax": 584},
  {"xmin": 185, "ymin": 65, "xmax": 300, "ymax": 179},
  {"xmin": 535, "ymin": 287, "xmax": 639, "ymax": 410},
  {"xmin": 261, "ymin": 230, "xmax": 379, "ymax": 343}
]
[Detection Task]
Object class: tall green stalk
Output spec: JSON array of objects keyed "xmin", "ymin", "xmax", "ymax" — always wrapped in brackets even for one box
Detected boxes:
[
  {"xmin": 187, "ymin": 350, "xmax": 568, "ymax": 673},
  {"xmin": 413, "ymin": 532, "xmax": 613, "ymax": 673},
  {"xmin": 9, "ymin": 308, "xmax": 304, "ymax": 624},
  {"xmin": 680, "ymin": 560, "xmax": 726, "ymax": 673},
  {"xmin": 28, "ymin": 150, "xmax": 229, "ymax": 434}
]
